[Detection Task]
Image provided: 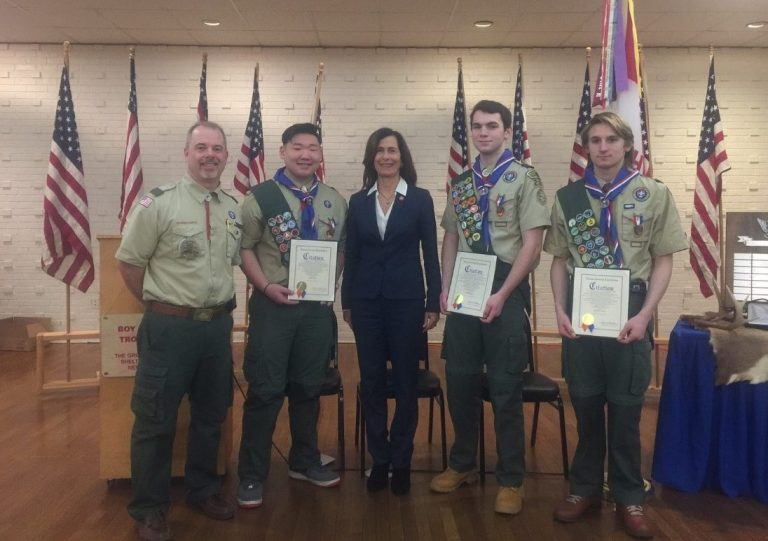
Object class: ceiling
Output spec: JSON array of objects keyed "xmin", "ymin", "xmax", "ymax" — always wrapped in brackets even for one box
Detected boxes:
[{"xmin": 1, "ymin": 0, "xmax": 767, "ymax": 48}]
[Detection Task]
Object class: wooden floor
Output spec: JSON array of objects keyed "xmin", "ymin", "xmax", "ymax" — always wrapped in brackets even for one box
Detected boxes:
[{"xmin": 2, "ymin": 342, "xmax": 767, "ymax": 541}]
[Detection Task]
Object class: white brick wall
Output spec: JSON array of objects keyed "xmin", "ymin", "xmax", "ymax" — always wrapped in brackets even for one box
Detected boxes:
[{"xmin": 0, "ymin": 44, "xmax": 766, "ymax": 343}]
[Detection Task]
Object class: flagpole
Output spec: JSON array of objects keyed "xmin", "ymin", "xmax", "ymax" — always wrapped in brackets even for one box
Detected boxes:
[
  {"xmin": 63, "ymin": 41, "xmax": 73, "ymax": 382},
  {"xmin": 312, "ymin": 62, "xmax": 325, "ymax": 122},
  {"xmin": 458, "ymin": 58, "xmax": 471, "ymax": 165}
]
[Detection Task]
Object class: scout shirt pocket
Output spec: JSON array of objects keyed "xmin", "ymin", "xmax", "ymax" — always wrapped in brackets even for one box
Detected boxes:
[
  {"xmin": 621, "ymin": 210, "xmax": 654, "ymax": 248},
  {"xmin": 171, "ymin": 223, "xmax": 205, "ymax": 260},
  {"xmin": 226, "ymin": 218, "xmax": 242, "ymax": 260}
]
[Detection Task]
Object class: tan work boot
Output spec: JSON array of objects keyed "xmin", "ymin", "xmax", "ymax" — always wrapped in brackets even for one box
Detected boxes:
[
  {"xmin": 495, "ymin": 485, "xmax": 525, "ymax": 515},
  {"xmin": 429, "ymin": 468, "xmax": 478, "ymax": 493}
]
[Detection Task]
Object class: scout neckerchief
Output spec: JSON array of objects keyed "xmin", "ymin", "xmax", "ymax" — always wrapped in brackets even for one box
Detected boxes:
[
  {"xmin": 472, "ymin": 149, "xmax": 515, "ymax": 251},
  {"xmin": 250, "ymin": 180, "xmax": 299, "ymax": 267},
  {"xmin": 583, "ymin": 165, "xmax": 638, "ymax": 268},
  {"xmin": 274, "ymin": 167, "xmax": 319, "ymax": 240}
]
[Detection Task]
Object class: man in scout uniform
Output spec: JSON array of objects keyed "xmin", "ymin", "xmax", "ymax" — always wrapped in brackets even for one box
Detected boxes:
[
  {"xmin": 237, "ymin": 123, "xmax": 347, "ymax": 509},
  {"xmin": 117, "ymin": 121, "xmax": 241, "ymax": 541},
  {"xmin": 430, "ymin": 100, "xmax": 550, "ymax": 515},
  {"xmin": 544, "ymin": 112, "xmax": 687, "ymax": 539}
]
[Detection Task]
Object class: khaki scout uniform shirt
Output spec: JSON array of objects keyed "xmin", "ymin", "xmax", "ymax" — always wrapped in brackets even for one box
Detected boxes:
[
  {"xmin": 543, "ymin": 174, "xmax": 688, "ymax": 280},
  {"xmin": 240, "ymin": 180, "xmax": 348, "ymax": 285},
  {"xmin": 441, "ymin": 161, "xmax": 551, "ymax": 263},
  {"xmin": 116, "ymin": 175, "xmax": 242, "ymax": 307}
]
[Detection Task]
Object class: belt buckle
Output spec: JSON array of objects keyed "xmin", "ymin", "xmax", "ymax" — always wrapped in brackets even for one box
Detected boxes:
[{"xmin": 194, "ymin": 308, "xmax": 214, "ymax": 321}]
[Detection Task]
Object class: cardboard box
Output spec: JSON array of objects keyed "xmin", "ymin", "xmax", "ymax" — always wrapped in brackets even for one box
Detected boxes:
[{"xmin": 0, "ymin": 317, "xmax": 53, "ymax": 351}]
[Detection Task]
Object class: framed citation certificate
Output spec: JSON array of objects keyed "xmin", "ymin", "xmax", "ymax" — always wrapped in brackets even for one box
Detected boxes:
[
  {"xmin": 447, "ymin": 252, "xmax": 497, "ymax": 318},
  {"xmin": 571, "ymin": 267, "xmax": 630, "ymax": 338},
  {"xmin": 287, "ymin": 239, "xmax": 338, "ymax": 302}
]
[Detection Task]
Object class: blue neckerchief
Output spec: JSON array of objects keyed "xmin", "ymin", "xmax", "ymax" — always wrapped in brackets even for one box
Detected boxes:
[
  {"xmin": 274, "ymin": 167, "xmax": 319, "ymax": 240},
  {"xmin": 583, "ymin": 165, "xmax": 639, "ymax": 268},
  {"xmin": 472, "ymin": 149, "xmax": 514, "ymax": 250}
]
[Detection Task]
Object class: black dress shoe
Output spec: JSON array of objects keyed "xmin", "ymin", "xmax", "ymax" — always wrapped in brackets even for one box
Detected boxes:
[
  {"xmin": 367, "ymin": 463, "xmax": 389, "ymax": 492},
  {"xmin": 391, "ymin": 467, "xmax": 411, "ymax": 495}
]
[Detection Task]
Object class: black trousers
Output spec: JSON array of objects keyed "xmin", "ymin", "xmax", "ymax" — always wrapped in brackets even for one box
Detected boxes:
[{"xmin": 351, "ymin": 298, "xmax": 424, "ymax": 469}]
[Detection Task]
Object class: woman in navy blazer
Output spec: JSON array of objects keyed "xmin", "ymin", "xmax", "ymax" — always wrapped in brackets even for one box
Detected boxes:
[{"xmin": 342, "ymin": 128, "xmax": 441, "ymax": 495}]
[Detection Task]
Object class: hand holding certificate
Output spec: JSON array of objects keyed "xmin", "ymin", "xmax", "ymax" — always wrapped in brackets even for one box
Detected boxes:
[
  {"xmin": 288, "ymin": 239, "xmax": 338, "ymax": 302},
  {"xmin": 447, "ymin": 252, "xmax": 497, "ymax": 318},
  {"xmin": 571, "ymin": 267, "xmax": 630, "ymax": 338}
]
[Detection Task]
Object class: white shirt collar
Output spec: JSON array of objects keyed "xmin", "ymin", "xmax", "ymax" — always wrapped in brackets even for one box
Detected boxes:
[{"xmin": 367, "ymin": 178, "xmax": 408, "ymax": 197}]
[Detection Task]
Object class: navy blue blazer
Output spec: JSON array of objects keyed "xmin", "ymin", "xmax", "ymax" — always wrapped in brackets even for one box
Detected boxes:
[{"xmin": 341, "ymin": 185, "xmax": 441, "ymax": 313}]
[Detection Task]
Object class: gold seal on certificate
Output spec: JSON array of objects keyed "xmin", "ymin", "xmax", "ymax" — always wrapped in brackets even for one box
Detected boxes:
[
  {"xmin": 447, "ymin": 252, "xmax": 497, "ymax": 318},
  {"xmin": 287, "ymin": 239, "xmax": 338, "ymax": 302},
  {"xmin": 571, "ymin": 267, "xmax": 630, "ymax": 338}
]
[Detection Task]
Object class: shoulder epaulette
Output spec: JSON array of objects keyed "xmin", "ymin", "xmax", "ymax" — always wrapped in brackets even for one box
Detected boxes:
[
  {"xmin": 512, "ymin": 158, "xmax": 533, "ymax": 169},
  {"xmin": 220, "ymin": 190, "xmax": 238, "ymax": 205},
  {"xmin": 149, "ymin": 184, "xmax": 176, "ymax": 197}
]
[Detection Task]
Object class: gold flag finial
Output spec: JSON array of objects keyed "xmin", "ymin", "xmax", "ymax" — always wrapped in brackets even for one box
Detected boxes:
[
  {"xmin": 586, "ymin": 46, "xmax": 592, "ymax": 60},
  {"xmin": 129, "ymin": 46, "xmax": 135, "ymax": 59},
  {"xmin": 63, "ymin": 41, "xmax": 71, "ymax": 68},
  {"xmin": 709, "ymin": 45, "xmax": 715, "ymax": 60}
]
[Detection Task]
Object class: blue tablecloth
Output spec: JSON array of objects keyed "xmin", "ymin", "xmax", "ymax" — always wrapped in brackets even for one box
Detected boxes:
[{"xmin": 652, "ymin": 320, "xmax": 768, "ymax": 502}]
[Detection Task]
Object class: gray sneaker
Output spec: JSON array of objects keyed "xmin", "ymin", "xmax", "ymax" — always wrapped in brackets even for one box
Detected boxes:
[
  {"xmin": 237, "ymin": 479, "xmax": 263, "ymax": 509},
  {"xmin": 288, "ymin": 465, "xmax": 341, "ymax": 487}
]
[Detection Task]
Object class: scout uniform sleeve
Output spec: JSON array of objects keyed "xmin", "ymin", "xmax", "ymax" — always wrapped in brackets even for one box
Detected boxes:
[
  {"xmin": 116, "ymin": 195, "xmax": 162, "ymax": 267},
  {"xmin": 240, "ymin": 193, "xmax": 265, "ymax": 251},
  {"xmin": 648, "ymin": 183, "xmax": 688, "ymax": 258},
  {"xmin": 517, "ymin": 167, "xmax": 551, "ymax": 232},
  {"xmin": 440, "ymin": 196, "xmax": 458, "ymax": 232},
  {"xmin": 543, "ymin": 196, "xmax": 571, "ymax": 259}
]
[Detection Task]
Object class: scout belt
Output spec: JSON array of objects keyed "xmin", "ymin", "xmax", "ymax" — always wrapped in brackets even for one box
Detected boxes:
[{"xmin": 145, "ymin": 298, "xmax": 236, "ymax": 321}]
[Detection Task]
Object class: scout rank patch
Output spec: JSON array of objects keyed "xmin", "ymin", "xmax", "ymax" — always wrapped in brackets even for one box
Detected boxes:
[
  {"xmin": 451, "ymin": 175, "xmax": 483, "ymax": 248},
  {"xmin": 267, "ymin": 210, "xmax": 300, "ymax": 264},
  {"xmin": 567, "ymin": 209, "xmax": 618, "ymax": 269}
]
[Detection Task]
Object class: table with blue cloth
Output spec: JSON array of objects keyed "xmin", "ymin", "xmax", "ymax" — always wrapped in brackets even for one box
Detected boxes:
[{"xmin": 652, "ymin": 319, "xmax": 768, "ymax": 502}]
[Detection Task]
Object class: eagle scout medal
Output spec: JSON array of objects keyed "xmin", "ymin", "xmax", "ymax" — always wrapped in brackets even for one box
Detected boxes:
[
  {"xmin": 321, "ymin": 217, "xmax": 337, "ymax": 238},
  {"xmin": 633, "ymin": 214, "xmax": 644, "ymax": 236},
  {"xmin": 495, "ymin": 194, "xmax": 505, "ymax": 217}
]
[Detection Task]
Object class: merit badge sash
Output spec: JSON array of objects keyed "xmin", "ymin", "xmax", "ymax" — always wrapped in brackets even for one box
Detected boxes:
[
  {"xmin": 449, "ymin": 171, "xmax": 494, "ymax": 256},
  {"xmin": 556, "ymin": 180, "xmax": 619, "ymax": 270},
  {"xmin": 250, "ymin": 180, "xmax": 301, "ymax": 267}
]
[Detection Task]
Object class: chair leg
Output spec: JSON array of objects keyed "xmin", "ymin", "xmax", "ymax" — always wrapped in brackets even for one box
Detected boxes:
[
  {"xmin": 531, "ymin": 401, "xmax": 541, "ymax": 448},
  {"xmin": 438, "ymin": 392, "xmax": 447, "ymax": 471},
  {"xmin": 479, "ymin": 401, "xmax": 486, "ymax": 483},
  {"xmin": 428, "ymin": 396, "xmax": 435, "ymax": 444},
  {"xmin": 338, "ymin": 389, "xmax": 345, "ymax": 470},
  {"xmin": 556, "ymin": 396, "xmax": 569, "ymax": 479}
]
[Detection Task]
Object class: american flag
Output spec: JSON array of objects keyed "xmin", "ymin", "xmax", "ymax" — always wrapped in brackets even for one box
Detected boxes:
[
  {"xmin": 690, "ymin": 57, "xmax": 731, "ymax": 298},
  {"xmin": 233, "ymin": 65, "xmax": 266, "ymax": 195},
  {"xmin": 511, "ymin": 63, "xmax": 532, "ymax": 165},
  {"xmin": 447, "ymin": 60, "xmax": 470, "ymax": 189},
  {"xmin": 638, "ymin": 54, "xmax": 653, "ymax": 176},
  {"xmin": 197, "ymin": 53, "xmax": 208, "ymax": 121},
  {"xmin": 312, "ymin": 69, "xmax": 325, "ymax": 182},
  {"xmin": 119, "ymin": 51, "xmax": 144, "ymax": 232},
  {"xmin": 569, "ymin": 61, "xmax": 592, "ymax": 182},
  {"xmin": 41, "ymin": 63, "xmax": 94, "ymax": 293}
]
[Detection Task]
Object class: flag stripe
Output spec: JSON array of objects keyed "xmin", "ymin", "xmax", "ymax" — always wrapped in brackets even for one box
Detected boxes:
[
  {"xmin": 233, "ymin": 67, "xmax": 266, "ymax": 195},
  {"xmin": 119, "ymin": 55, "xmax": 144, "ymax": 232},
  {"xmin": 511, "ymin": 64, "xmax": 532, "ymax": 165},
  {"xmin": 447, "ymin": 63, "xmax": 470, "ymax": 191}
]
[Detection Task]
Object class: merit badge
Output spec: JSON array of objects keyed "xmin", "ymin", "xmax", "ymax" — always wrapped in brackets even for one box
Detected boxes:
[
  {"xmin": 324, "ymin": 200, "xmax": 332, "ymax": 208},
  {"xmin": 268, "ymin": 217, "xmax": 277, "ymax": 227},
  {"xmin": 596, "ymin": 238, "xmax": 606, "ymax": 248},
  {"xmin": 139, "ymin": 195, "xmax": 153, "ymax": 208},
  {"xmin": 633, "ymin": 187, "xmax": 649, "ymax": 201},
  {"xmin": 287, "ymin": 220, "xmax": 296, "ymax": 229},
  {"xmin": 503, "ymin": 171, "xmax": 517, "ymax": 182},
  {"xmin": 583, "ymin": 209, "xmax": 594, "ymax": 218},
  {"xmin": 279, "ymin": 243, "xmax": 289, "ymax": 253},
  {"xmin": 472, "ymin": 232, "xmax": 481, "ymax": 242},
  {"xmin": 568, "ymin": 218, "xmax": 576, "ymax": 228},
  {"xmin": 586, "ymin": 217, "xmax": 596, "ymax": 227},
  {"xmin": 283, "ymin": 211, "xmax": 292, "ymax": 219}
]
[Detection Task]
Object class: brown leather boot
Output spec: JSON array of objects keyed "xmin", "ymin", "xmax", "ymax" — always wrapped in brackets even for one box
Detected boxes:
[
  {"xmin": 617, "ymin": 505, "xmax": 654, "ymax": 539},
  {"xmin": 553, "ymin": 494, "xmax": 601, "ymax": 522}
]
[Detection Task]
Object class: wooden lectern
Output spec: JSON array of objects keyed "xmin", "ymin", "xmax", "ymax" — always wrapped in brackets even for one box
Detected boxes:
[{"xmin": 98, "ymin": 235, "xmax": 232, "ymax": 480}]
